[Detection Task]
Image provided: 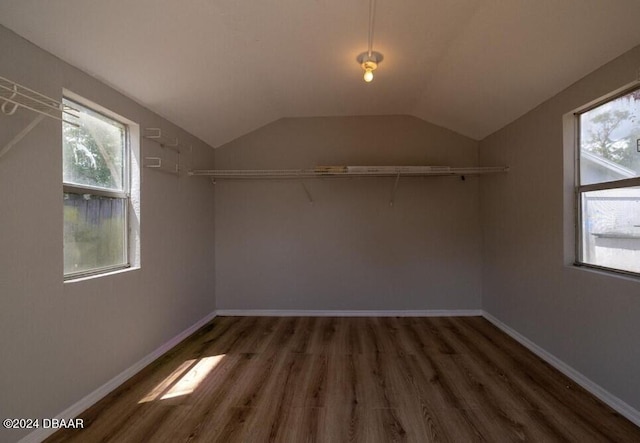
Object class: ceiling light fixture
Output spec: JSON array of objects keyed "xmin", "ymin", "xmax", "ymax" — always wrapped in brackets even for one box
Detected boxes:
[
  {"xmin": 357, "ymin": 52, "xmax": 383, "ymax": 83},
  {"xmin": 357, "ymin": 0, "xmax": 383, "ymax": 83}
]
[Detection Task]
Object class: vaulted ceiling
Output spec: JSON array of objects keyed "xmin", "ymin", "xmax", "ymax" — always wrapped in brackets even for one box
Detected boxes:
[{"xmin": 1, "ymin": 0, "xmax": 640, "ymax": 147}]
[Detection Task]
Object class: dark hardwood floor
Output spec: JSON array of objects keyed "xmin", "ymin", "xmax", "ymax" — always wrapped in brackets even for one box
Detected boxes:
[{"xmin": 46, "ymin": 316, "xmax": 640, "ymax": 442}]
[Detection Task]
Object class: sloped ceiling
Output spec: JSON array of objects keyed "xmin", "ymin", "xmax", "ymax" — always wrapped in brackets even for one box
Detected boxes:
[{"xmin": 1, "ymin": 0, "xmax": 640, "ymax": 147}]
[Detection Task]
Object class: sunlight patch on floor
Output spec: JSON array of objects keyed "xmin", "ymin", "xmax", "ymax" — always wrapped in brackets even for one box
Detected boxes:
[{"xmin": 139, "ymin": 355, "xmax": 224, "ymax": 403}]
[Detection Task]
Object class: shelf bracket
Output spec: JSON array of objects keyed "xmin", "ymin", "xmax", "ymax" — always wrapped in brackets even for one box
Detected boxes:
[
  {"xmin": 1, "ymin": 84, "xmax": 19, "ymax": 115},
  {"xmin": 389, "ymin": 173, "xmax": 400, "ymax": 207},
  {"xmin": 143, "ymin": 156, "xmax": 179, "ymax": 175},
  {"xmin": 301, "ymin": 182, "xmax": 314, "ymax": 205},
  {"xmin": 143, "ymin": 127, "xmax": 181, "ymax": 152},
  {"xmin": 0, "ymin": 114, "xmax": 45, "ymax": 160}
]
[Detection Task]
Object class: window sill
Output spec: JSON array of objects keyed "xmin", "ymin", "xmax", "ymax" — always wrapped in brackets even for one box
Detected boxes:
[
  {"xmin": 64, "ymin": 265, "xmax": 140, "ymax": 284},
  {"xmin": 568, "ymin": 263, "xmax": 640, "ymax": 283}
]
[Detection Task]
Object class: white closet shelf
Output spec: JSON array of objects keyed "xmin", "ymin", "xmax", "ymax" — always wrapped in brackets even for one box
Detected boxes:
[
  {"xmin": 1, "ymin": 75, "xmax": 80, "ymax": 160},
  {"xmin": 188, "ymin": 165, "xmax": 509, "ymax": 179},
  {"xmin": 0, "ymin": 76, "xmax": 77, "ymax": 124}
]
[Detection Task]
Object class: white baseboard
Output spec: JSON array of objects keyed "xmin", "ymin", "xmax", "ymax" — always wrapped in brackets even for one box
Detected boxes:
[
  {"xmin": 19, "ymin": 310, "xmax": 217, "ymax": 443},
  {"xmin": 215, "ymin": 309, "xmax": 482, "ymax": 317},
  {"xmin": 482, "ymin": 311, "xmax": 640, "ymax": 428}
]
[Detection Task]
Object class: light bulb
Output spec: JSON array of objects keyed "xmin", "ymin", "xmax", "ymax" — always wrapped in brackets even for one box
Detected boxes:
[{"xmin": 358, "ymin": 53, "xmax": 381, "ymax": 83}]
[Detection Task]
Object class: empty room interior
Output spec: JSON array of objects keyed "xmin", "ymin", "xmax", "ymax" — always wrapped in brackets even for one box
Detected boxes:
[{"xmin": 2, "ymin": 1, "xmax": 640, "ymax": 442}]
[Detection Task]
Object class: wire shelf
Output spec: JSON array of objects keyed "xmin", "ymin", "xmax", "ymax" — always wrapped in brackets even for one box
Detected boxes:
[
  {"xmin": 188, "ymin": 165, "xmax": 509, "ymax": 179},
  {"xmin": 0, "ymin": 76, "xmax": 78, "ymax": 125}
]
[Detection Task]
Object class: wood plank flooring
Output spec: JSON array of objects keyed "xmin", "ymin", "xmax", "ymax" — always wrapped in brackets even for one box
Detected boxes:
[{"xmin": 46, "ymin": 316, "xmax": 640, "ymax": 442}]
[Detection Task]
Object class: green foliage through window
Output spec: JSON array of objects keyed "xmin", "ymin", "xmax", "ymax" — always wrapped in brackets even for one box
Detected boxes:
[
  {"xmin": 63, "ymin": 97, "xmax": 129, "ymax": 278},
  {"xmin": 63, "ymin": 99, "xmax": 126, "ymax": 191}
]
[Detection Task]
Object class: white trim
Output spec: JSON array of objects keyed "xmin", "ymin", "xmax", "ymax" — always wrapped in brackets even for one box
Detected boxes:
[
  {"xmin": 19, "ymin": 310, "xmax": 217, "ymax": 443},
  {"xmin": 482, "ymin": 311, "xmax": 640, "ymax": 428},
  {"xmin": 215, "ymin": 309, "xmax": 482, "ymax": 317}
]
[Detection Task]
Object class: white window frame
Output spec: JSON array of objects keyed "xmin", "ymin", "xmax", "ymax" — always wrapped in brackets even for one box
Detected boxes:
[
  {"xmin": 574, "ymin": 84, "xmax": 640, "ymax": 278},
  {"xmin": 63, "ymin": 92, "xmax": 140, "ymax": 281}
]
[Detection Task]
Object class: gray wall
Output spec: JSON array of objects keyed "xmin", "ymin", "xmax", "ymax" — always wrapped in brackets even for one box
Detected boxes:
[
  {"xmin": 5, "ymin": 16, "xmax": 638, "ymax": 441},
  {"xmin": 214, "ymin": 116, "xmax": 482, "ymax": 311},
  {"xmin": 480, "ymin": 45, "xmax": 640, "ymax": 411},
  {"xmin": 0, "ymin": 26, "xmax": 216, "ymax": 442}
]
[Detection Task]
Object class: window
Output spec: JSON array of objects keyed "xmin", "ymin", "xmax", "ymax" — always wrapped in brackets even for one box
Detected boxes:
[
  {"xmin": 63, "ymin": 97, "xmax": 135, "ymax": 279},
  {"xmin": 576, "ymin": 87, "xmax": 640, "ymax": 276}
]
